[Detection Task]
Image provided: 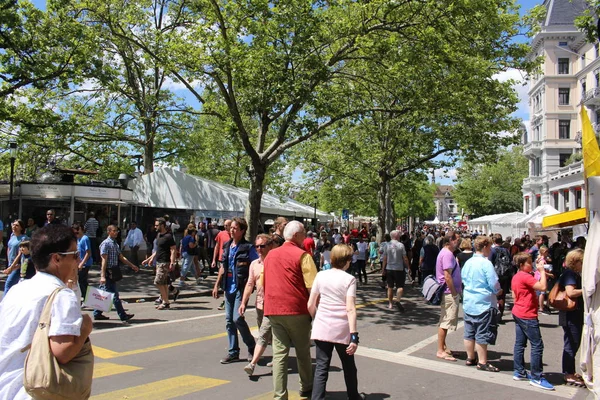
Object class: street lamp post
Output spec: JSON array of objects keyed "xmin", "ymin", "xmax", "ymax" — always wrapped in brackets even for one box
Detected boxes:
[{"xmin": 8, "ymin": 141, "xmax": 17, "ymax": 215}]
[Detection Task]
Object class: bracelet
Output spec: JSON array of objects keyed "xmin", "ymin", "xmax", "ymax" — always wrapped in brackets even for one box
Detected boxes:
[{"xmin": 350, "ymin": 332, "xmax": 359, "ymax": 344}]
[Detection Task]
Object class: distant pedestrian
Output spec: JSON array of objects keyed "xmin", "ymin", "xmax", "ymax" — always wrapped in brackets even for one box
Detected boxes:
[
  {"xmin": 44, "ymin": 209, "xmax": 60, "ymax": 226},
  {"xmin": 84, "ymin": 212, "xmax": 100, "ymax": 263},
  {"xmin": 2, "ymin": 219, "xmax": 29, "ymax": 295},
  {"xmin": 382, "ymin": 230, "xmax": 409, "ymax": 311},
  {"xmin": 124, "ymin": 221, "xmax": 143, "ymax": 268},
  {"xmin": 72, "ymin": 221, "xmax": 92, "ymax": 300},
  {"xmin": 271, "ymin": 217, "xmax": 287, "ymax": 248}
]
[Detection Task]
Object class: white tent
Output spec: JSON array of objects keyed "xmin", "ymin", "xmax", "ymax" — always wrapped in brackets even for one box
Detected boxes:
[
  {"xmin": 132, "ymin": 167, "xmax": 331, "ymax": 219},
  {"xmin": 468, "ymin": 212, "xmax": 525, "ymax": 238},
  {"xmin": 513, "ymin": 205, "xmax": 559, "ymax": 241}
]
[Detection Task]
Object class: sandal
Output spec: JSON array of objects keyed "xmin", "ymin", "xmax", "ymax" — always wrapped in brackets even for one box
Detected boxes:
[
  {"xmin": 477, "ymin": 362, "xmax": 499, "ymax": 372},
  {"xmin": 564, "ymin": 375, "xmax": 585, "ymax": 386},
  {"xmin": 156, "ymin": 303, "xmax": 170, "ymax": 310},
  {"xmin": 466, "ymin": 358, "xmax": 477, "ymax": 366}
]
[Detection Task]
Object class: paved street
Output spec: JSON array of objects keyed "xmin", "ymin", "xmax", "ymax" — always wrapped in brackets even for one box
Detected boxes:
[{"xmin": 70, "ymin": 270, "xmax": 592, "ymax": 400}]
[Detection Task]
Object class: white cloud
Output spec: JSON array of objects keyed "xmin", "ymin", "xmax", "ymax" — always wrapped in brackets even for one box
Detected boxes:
[
  {"xmin": 434, "ymin": 167, "xmax": 457, "ymax": 182},
  {"xmin": 163, "ymin": 77, "xmax": 205, "ymax": 92},
  {"xmin": 493, "ymin": 68, "xmax": 529, "ymax": 121}
]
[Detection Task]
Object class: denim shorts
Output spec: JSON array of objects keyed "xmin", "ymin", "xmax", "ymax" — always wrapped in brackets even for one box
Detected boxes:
[{"xmin": 464, "ymin": 308, "xmax": 497, "ymax": 345}]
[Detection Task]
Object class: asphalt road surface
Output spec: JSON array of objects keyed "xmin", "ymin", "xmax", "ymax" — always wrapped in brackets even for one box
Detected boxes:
[{"xmin": 87, "ymin": 280, "xmax": 592, "ymax": 400}]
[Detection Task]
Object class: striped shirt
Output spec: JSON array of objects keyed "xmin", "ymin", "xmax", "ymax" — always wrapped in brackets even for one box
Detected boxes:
[
  {"xmin": 84, "ymin": 218, "xmax": 99, "ymax": 238},
  {"xmin": 100, "ymin": 237, "xmax": 120, "ymax": 267}
]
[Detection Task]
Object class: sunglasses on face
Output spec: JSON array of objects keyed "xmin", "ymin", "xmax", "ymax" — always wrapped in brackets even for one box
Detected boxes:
[
  {"xmin": 255, "ymin": 244, "xmax": 269, "ymax": 249},
  {"xmin": 55, "ymin": 250, "xmax": 80, "ymax": 258}
]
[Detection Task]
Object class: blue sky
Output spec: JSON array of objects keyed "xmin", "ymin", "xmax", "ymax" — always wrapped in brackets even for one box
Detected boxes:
[{"xmin": 30, "ymin": 0, "xmax": 541, "ymax": 184}]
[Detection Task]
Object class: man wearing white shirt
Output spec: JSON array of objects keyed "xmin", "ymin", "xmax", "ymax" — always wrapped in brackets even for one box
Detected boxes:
[{"xmin": 124, "ymin": 221, "xmax": 143, "ymax": 267}]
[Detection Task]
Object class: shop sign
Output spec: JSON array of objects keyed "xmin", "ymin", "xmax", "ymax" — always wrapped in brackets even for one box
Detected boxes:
[
  {"xmin": 74, "ymin": 186, "xmax": 120, "ymax": 199},
  {"xmin": 21, "ymin": 184, "xmax": 71, "ymax": 198}
]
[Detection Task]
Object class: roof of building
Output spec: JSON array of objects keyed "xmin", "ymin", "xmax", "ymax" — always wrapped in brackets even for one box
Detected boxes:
[
  {"xmin": 543, "ymin": 0, "xmax": 588, "ymax": 27},
  {"xmin": 434, "ymin": 185, "xmax": 454, "ymax": 197}
]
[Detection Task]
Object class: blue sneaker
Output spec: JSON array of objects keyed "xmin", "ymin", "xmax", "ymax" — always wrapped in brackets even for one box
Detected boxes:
[
  {"xmin": 513, "ymin": 371, "xmax": 531, "ymax": 381},
  {"xmin": 529, "ymin": 378, "xmax": 555, "ymax": 391}
]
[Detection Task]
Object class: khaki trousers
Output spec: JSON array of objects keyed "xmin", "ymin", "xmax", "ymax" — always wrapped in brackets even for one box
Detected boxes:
[{"xmin": 268, "ymin": 314, "xmax": 313, "ymax": 399}]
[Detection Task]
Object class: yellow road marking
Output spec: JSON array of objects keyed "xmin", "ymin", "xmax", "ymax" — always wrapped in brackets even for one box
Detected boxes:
[
  {"xmin": 93, "ymin": 299, "xmax": 384, "ymax": 360},
  {"xmin": 93, "ymin": 362, "xmax": 143, "ymax": 379},
  {"xmin": 246, "ymin": 391, "xmax": 304, "ymax": 400},
  {"xmin": 356, "ymin": 299, "xmax": 387, "ymax": 309},
  {"xmin": 90, "ymin": 375, "xmax": 229, "ymax": 400}
]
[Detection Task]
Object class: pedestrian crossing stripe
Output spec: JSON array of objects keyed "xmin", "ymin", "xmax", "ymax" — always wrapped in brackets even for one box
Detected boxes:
[
  {"xmin": 93, "ymin": 362, "xmax": 143, "ymax": 379},
  {"xmin": 90, "ymin": 375, "xmax": 229, "ymax": 400}
]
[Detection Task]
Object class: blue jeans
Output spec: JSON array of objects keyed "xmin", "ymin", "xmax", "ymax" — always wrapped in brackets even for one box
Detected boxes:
[
  {"xmin": 181, "ymin": 252, "xmax": 196, "ymax": 279},
  {"xmin": 513, "ymin": 315, "xmax": 544, "ymax": 380},
  {"xmin": 225, "ymin": 290, "xmax": 255, "ymax": 357},
  {"xmin": 562, "ymin": 318, "xmax": 583, "ymax": 374},
  {"xmin": 3, "ymin": 269, "xmax": 20, "ymax": 295},
  {"xmin": 93, "ymin": 277, "xmax": 127, "ymax": 320}
]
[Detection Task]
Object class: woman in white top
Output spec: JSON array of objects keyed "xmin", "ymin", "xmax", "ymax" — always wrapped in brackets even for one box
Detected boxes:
[
  {"xmin": 320, "ymin": 242, "xmax": 332, "ymax": 270},
  {"xmin": 308, "ymin": 244, "xmax": 366, "ymax": 400}
]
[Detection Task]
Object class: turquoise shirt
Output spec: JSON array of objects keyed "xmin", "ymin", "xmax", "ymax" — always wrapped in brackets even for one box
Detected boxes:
[{"xmin": 461, "ymin": 253, "xmax": 500, "ymax": 316}]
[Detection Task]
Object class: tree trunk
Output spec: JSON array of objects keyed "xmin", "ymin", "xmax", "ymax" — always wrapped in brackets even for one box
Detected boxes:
[
  {"xmin": 384, "ymin": 179, "xmax": 395, "ymax": 233},
  {"xmin": 244, "ymin": 162, "xmax": 266, "ymax": 240},
  {"xmin": 376, "ymin": 173, "xmax": 388, "ymax": 242},
  {"xmin": 143, "ymin": 128, "xmax": 154, "ymax": 173}
]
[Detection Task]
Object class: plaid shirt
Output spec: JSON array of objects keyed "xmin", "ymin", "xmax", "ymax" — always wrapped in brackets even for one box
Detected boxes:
[{"xmin": 100, "ymin": 237, "xmax": 120, "ymax": 268}]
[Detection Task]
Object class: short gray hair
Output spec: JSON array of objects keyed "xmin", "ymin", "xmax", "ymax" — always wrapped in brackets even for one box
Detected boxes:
[
  {"xmin": 390, "ymin": 230, "xmax": 400, "ymax": 240},
  {"xmin": 283, "ymin": 220, "xmax": 305, "ymax": 240}
]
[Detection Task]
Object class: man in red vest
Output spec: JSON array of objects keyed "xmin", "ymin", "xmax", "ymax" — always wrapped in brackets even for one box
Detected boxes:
[{"xmin": 264, "ymin": 220, "xmax": 317, "ymax": 399}]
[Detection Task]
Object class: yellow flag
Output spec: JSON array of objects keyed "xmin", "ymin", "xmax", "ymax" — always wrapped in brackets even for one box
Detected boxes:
[{"xmin": 580, "ymin": 106, "xmax": 600, "ymax": 178}]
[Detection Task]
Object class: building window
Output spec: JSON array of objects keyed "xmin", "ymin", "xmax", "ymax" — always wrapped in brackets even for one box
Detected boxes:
[
  {"xmin": 559, "ymin": 88, "xmax": 570, "ymax": 105},
  {"xmin": 559, "ymin": 41, "xmax": 568, "ymax": 47},
  {"xmin": 553, "ymin": 192, "xmax": 559, "ymax": 208},
  {"xmin": 576, "ymin": 189, "xmax": 582, "ymax": 208},
  {"xmin": 582, "ymin": 54, "xmax": 586, "ymax": 69},
  {"xmin": 582, "ymin": 79, "xmax": 587, "ymax": 96},
  {"xmin": 532, "ymin": 157, "xmax": 541, "ymax": 176},
  {"xmin": 596, "ymin": 42, "xmax": 600, "ymax": 58},
  {"xmin": 564, "ymin": 190, "xmax": 570, "ymax": 210},
  {"xmin": 535, "ymin": 195, "xmax": 541, "ymax": 207},
  {"xmin": 559, "ymin": 153, "xmax": 572, "ymax": 167},
  {"xmin": 525, "ymin": 197, "xmax": 530, "ymax": 214},
  {"xmin": 559, "ymin": 120, "xmax": 570, "ymax": 139},
  {"xmin": 558, "ymin": 58, "xmax": 569, "ymax": 74}
]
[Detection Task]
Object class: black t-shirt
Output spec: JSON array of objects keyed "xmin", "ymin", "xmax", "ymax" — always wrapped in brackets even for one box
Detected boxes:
[{"xmin": 156, "ymin": 232, "xmax": 176, "ymax": 263}]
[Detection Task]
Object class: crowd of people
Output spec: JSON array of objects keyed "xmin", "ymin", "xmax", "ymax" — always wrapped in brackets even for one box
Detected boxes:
[{"xmin": 0, "ymin": 212, "xmax": 590, "ymax": 398}]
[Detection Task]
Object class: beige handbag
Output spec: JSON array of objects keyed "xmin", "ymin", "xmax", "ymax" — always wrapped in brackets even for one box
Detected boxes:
[{"xmin": 22, "ymin": 287, "xmax": 94, "ymax": 399}]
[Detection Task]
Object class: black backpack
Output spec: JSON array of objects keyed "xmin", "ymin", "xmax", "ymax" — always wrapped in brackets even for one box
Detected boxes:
[{"xmin": 494, "ymin": 247, "xmax": 512, "ymax": 277}]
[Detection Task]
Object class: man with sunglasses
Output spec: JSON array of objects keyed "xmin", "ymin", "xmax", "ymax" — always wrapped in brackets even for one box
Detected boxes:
[
  {"xmin": 93, "ymin": 225, "xmax": 138, "ymax": 323},
  {"xmin": 44, "ymin": 209, "xmax": 60, "ymax": 226},
  {"xmin": 72, "ymin": 222, "xmax": 92, "ymax": 301}
]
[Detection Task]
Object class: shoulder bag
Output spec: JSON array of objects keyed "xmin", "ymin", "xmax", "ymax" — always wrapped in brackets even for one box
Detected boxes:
[
  {"xmin": 23, "ymin": 287, "xmax": 94, "ymax": 399},
  {"xmin": 548, "ymin": 279, "xmax": 577, "ymax": 311}
]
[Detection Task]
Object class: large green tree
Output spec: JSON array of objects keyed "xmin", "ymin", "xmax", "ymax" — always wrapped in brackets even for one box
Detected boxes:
[
  {"xmin": 83, "ymin": 0, "xmax": 535, "ymax": 239},
  {"xmin": 453, "ymin": 146, "xmax": 528, "ymax": 216}
]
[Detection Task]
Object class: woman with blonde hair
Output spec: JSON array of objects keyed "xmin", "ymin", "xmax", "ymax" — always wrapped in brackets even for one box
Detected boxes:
[
  {"xmin": 557, "ymin": 248, "xmax": 585, "ymax": 387},
  {"xmin": 308, "ymin": 244, "xmax": 366, "ymax": 400},
  {"xmin": 456, "ymin": 237, "xmax": 473, "ymax": 269}
]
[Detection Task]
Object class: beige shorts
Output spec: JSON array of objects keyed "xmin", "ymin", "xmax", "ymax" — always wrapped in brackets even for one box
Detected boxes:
[
  {"xmin": 256, "ymin": 308, "xmax": 273, "ymax": 347},
  {"xmin": 154, "ymin": 263, "xmax": 169, "ymax": 285},
  {"xmin": 439, "ymin": 293, "xmax": 459, "ymax": 331}
]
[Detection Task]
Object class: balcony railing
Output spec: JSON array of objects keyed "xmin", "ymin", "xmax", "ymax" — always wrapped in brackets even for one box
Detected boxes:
[
  {"xmin": 548, "ymin": 161, "xmax": 583, "ymax": 181},
  {"xmin": 523, "ymin": 140, "xmax": 542, "ymax": 156},
  {"xmin": 583, "ymin": 87, "xmax": 600, "ymax": 105},
  {"xmin": 523, "ymin": 176, "xmax": 544, "ymax": 187}
]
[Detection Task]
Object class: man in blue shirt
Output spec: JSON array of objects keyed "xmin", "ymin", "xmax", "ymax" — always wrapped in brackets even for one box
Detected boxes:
[
  {"xmin": 461, "ymin": 235, "xmax": 501, "ymax": 372},
  {"xmin": 72, "ymin": 222, "xmax": 93, "ymax": 301}
]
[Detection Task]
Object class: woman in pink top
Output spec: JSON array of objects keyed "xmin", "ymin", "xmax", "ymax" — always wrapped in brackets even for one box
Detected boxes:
[{"xmin": 307, "ymin": 244, "xmax": 366, "ymax": 400}]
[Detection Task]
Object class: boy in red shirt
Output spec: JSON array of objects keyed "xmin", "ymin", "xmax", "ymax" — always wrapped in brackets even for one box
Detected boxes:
[{"xmin": 511, "ymin": 252, "xmax": 554, "ymax": 391}]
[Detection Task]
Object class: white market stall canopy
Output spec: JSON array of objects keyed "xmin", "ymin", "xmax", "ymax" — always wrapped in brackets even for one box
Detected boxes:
[
  {"xmin": 468, "ymin": 212, "xmax": 525, "ymax": 237},
  {"xmin": 132, "ymin": 167, "xmax": 331, "ymax": 219}
]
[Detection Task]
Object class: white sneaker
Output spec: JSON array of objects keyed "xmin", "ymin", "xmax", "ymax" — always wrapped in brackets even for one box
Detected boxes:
[{"xmin": 244, "ymin": 363, "xmax": 255, "ymax": 376}]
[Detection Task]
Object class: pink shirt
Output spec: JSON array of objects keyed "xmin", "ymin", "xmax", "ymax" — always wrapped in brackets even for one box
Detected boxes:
[
  {"xmin": 310, "ymin": 269, "xmax": 357, "ymax": 344},
  {"xmin": 246, "ymin": 259, "xmax": 264, "ymax": 310}
]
